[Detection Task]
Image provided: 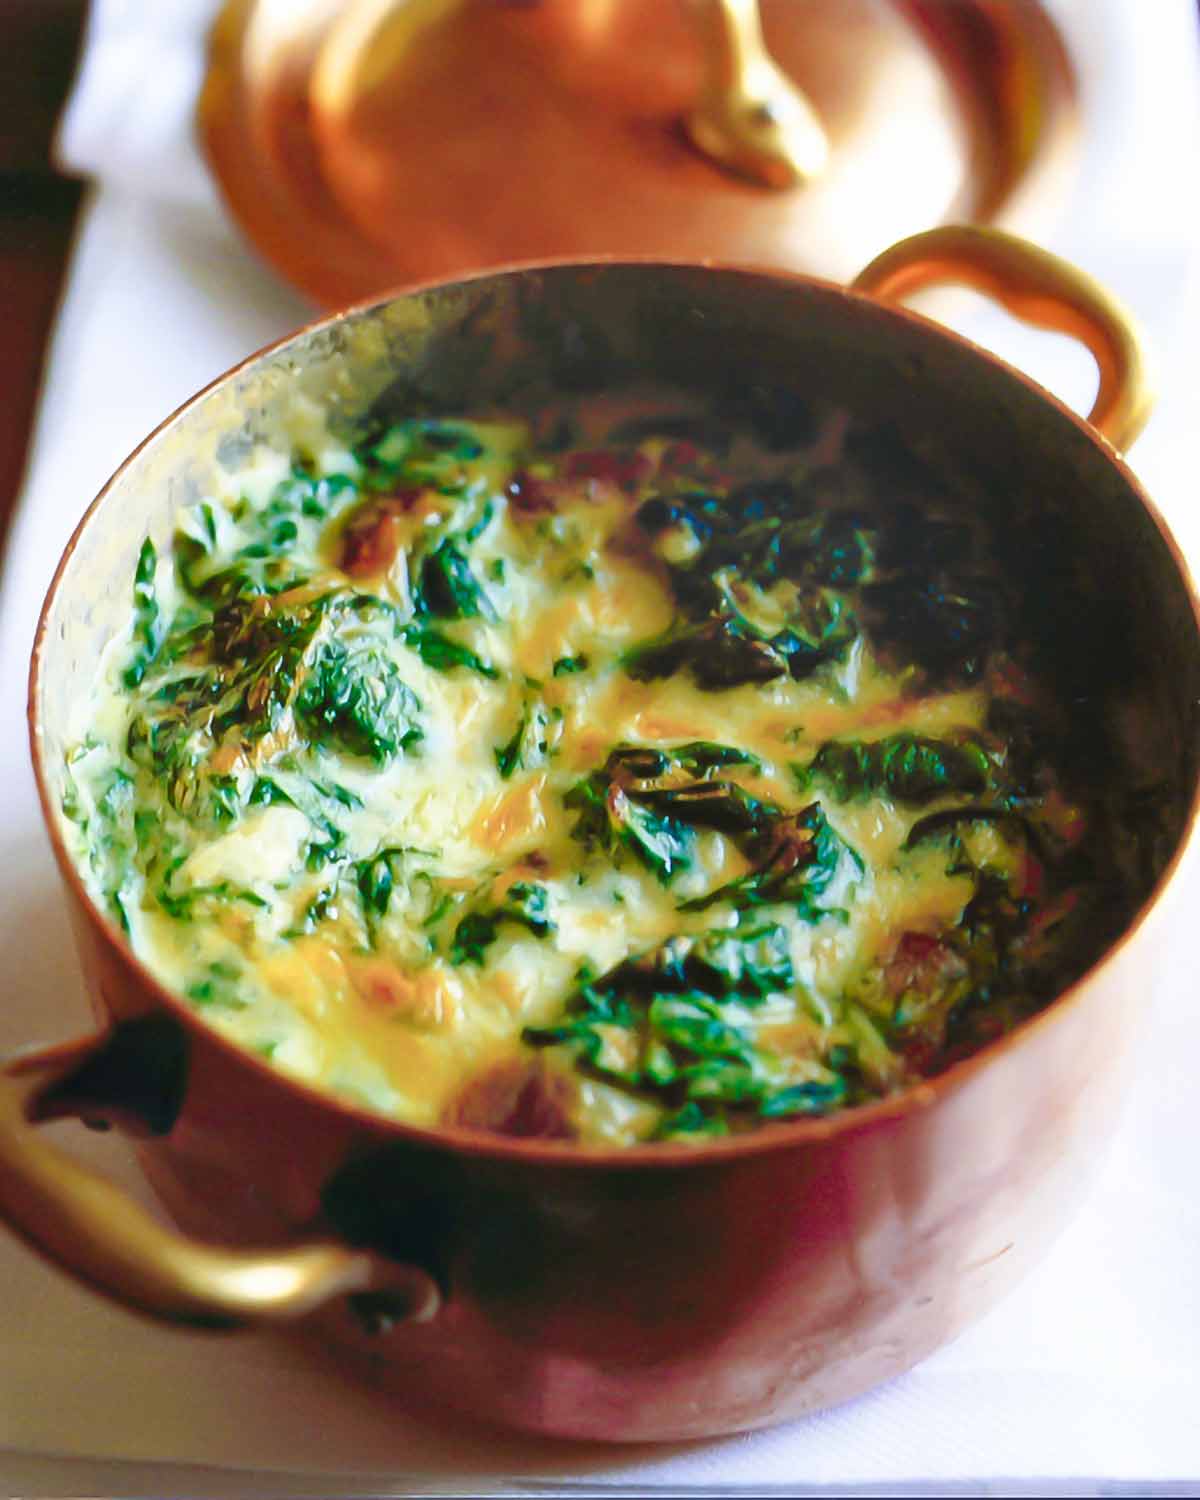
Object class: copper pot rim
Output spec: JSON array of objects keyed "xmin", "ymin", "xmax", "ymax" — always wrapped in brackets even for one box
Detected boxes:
[{"xmin": 28, "ymin": 253, "xmax": 1200, "ymax": 1169}]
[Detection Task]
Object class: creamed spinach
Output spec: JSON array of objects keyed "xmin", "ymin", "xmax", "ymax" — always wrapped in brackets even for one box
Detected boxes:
[{"xmin": 61, "ymin": 396, "xmax": 1119, "ymax": 1144}]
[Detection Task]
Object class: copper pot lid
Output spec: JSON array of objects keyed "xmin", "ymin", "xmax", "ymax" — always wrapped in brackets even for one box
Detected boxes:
[{"xmin": 200, "ymin": 0, "xmax": 1077, "ymax": 308}]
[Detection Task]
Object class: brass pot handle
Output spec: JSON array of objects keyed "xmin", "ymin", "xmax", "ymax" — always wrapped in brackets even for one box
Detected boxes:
[
  {"xmin": 851, "ymin": 225, "xmax": 1153, "ymax": 454},
  {"xmin": 0, "ymin": 1037, "xmax": 439, "ymax": 1329}
]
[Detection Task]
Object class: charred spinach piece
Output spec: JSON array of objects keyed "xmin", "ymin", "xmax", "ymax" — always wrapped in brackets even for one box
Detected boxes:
[
  {"xmin": 623, "ymin": 589, "xmax": 856, "ymax": 692},
  {"xmin": 862, "ymin": 573, "xmax": 1003, "ymax": 684},
  {"xmin": 206, "ymin": 592, "xmax": 334, "ymax": 738},
  {"xmin": 569, "ymin": 742, "xmax": 862, "ymax": 911},
  {"xmin": 565, "ymin": 741, "xmax": 765, "ymax": 882},
  {"xmin": 589, "ymin": 742, "xmax": 758, "ymax": 791},
  {"xmin": 670, "ymin": 742, "xmax": 761, "ymax": 777},
  {"xmin": 639, "ymin": 781, "xmax": 772, "ymax": 837},
  {"xmin": 623, "ymin": 615, "xmax": 791, "ymax": 689}
]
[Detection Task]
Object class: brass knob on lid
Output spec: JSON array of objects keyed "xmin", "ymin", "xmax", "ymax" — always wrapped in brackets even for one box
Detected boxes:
[{"xmin": 686, "ymin": 0, "xmax": 829, "ymax": 188}]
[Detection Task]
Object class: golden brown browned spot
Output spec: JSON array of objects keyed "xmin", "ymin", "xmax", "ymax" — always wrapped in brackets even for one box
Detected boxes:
[
  {"xmin": 445, "ymin": 1058, "xmax": 578, "ymax": 1140},
  {"xmin": 338, "ymin": 488, "xmax": 431, "ymax": 578},
  {"xmin": 347, "ymin": 956, "xmax": 461, "ymax": 1031},
  {"xmin": 878, "ymin": 932, "xmax": 969, "ymax": 1076},
  {"xmin": 471, "ymin": 774, "xmax": 549, "ymax": 855},
  {"xmin": 883, "ymin": 931, "xmax": 967, "ymax": 999}
]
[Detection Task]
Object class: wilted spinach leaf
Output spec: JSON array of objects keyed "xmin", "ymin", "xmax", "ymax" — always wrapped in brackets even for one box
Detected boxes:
[
  {"xmin": 681, "ymin": 801, "xmax": 863, "ymax": 918},
  {"xmin": 796, "ymin": 733, "xmax": 994, "ymax": 806},
  {"xmin": 524, "ymin": 921, "xmax": 845, "ymax": 1132},
  {"xmin": 295, "ymin": 639, "xmax": 422, "ymax": 763},
  {"xmin": 122, "ymin": 539, "xmax": 163, "ymax": 689},
  {"xmin": 401, "ymin": 624, "xmax": 498, "ymax": 678},
  {"xmin": 450, "ymin": 882, "xmax": 554, "ymax": 965},
  {"xmin": 418, "ymin": 539, "xmax": 497, "ymax": 622}
]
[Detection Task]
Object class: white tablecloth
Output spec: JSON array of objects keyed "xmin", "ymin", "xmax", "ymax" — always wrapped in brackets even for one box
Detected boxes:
[{"xmin": 1, "ymin": 2, "xmax": 1199, "ymax": 1493}]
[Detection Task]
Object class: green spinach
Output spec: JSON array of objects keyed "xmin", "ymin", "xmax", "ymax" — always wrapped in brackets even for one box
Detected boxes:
[
  {"xmin": 450, "ymin": 881, "xmax": 554, "ymax": 965},
  {"xmin": 796, "ymin": 733, "xmax": 994, "ymax": 806},
  {"xmin": 294, "ymin": 639, "xmax": 423, "ymax": 763}
]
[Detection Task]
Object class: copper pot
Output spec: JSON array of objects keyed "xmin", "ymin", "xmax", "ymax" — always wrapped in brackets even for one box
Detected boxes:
[
  {"xmin": 6, "ymin": 229, "xmax": 1197, "ymax": 1442},
  {"xmin": 202, "ymin": 0, "xmax": 1078, "ymax": 305}
]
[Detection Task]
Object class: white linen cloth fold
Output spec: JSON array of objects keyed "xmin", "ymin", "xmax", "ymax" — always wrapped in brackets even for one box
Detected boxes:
[
  {"xmin": 57, "ymin": 0, "xmax": 224, "ymax": 211},
  {"xmin": 1, "ymin": 1, "xmax": 1198, "ymax": 1491}
]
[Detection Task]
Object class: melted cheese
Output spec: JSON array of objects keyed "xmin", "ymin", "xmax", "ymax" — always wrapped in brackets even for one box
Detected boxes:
[{"xmin": 62, "ymin": 401, "xmax": 1062, "ymax": 1145}]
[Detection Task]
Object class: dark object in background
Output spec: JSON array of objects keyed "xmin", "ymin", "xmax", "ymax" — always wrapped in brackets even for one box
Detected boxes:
[{"xmin": 0, "ymin": 0, "xmax": 88, "ymax": 549}]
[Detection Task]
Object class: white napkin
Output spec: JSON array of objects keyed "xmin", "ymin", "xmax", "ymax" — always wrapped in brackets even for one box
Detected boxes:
[{"xmin": 2, "ymin": 1, "xmax": 1198, "ymax": 1491}]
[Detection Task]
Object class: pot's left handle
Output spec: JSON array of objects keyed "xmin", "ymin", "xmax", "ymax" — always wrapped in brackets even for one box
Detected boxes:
[{"xmin": 0, "ymin": 1036, "xmax": 439, "ymax": 1329}]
